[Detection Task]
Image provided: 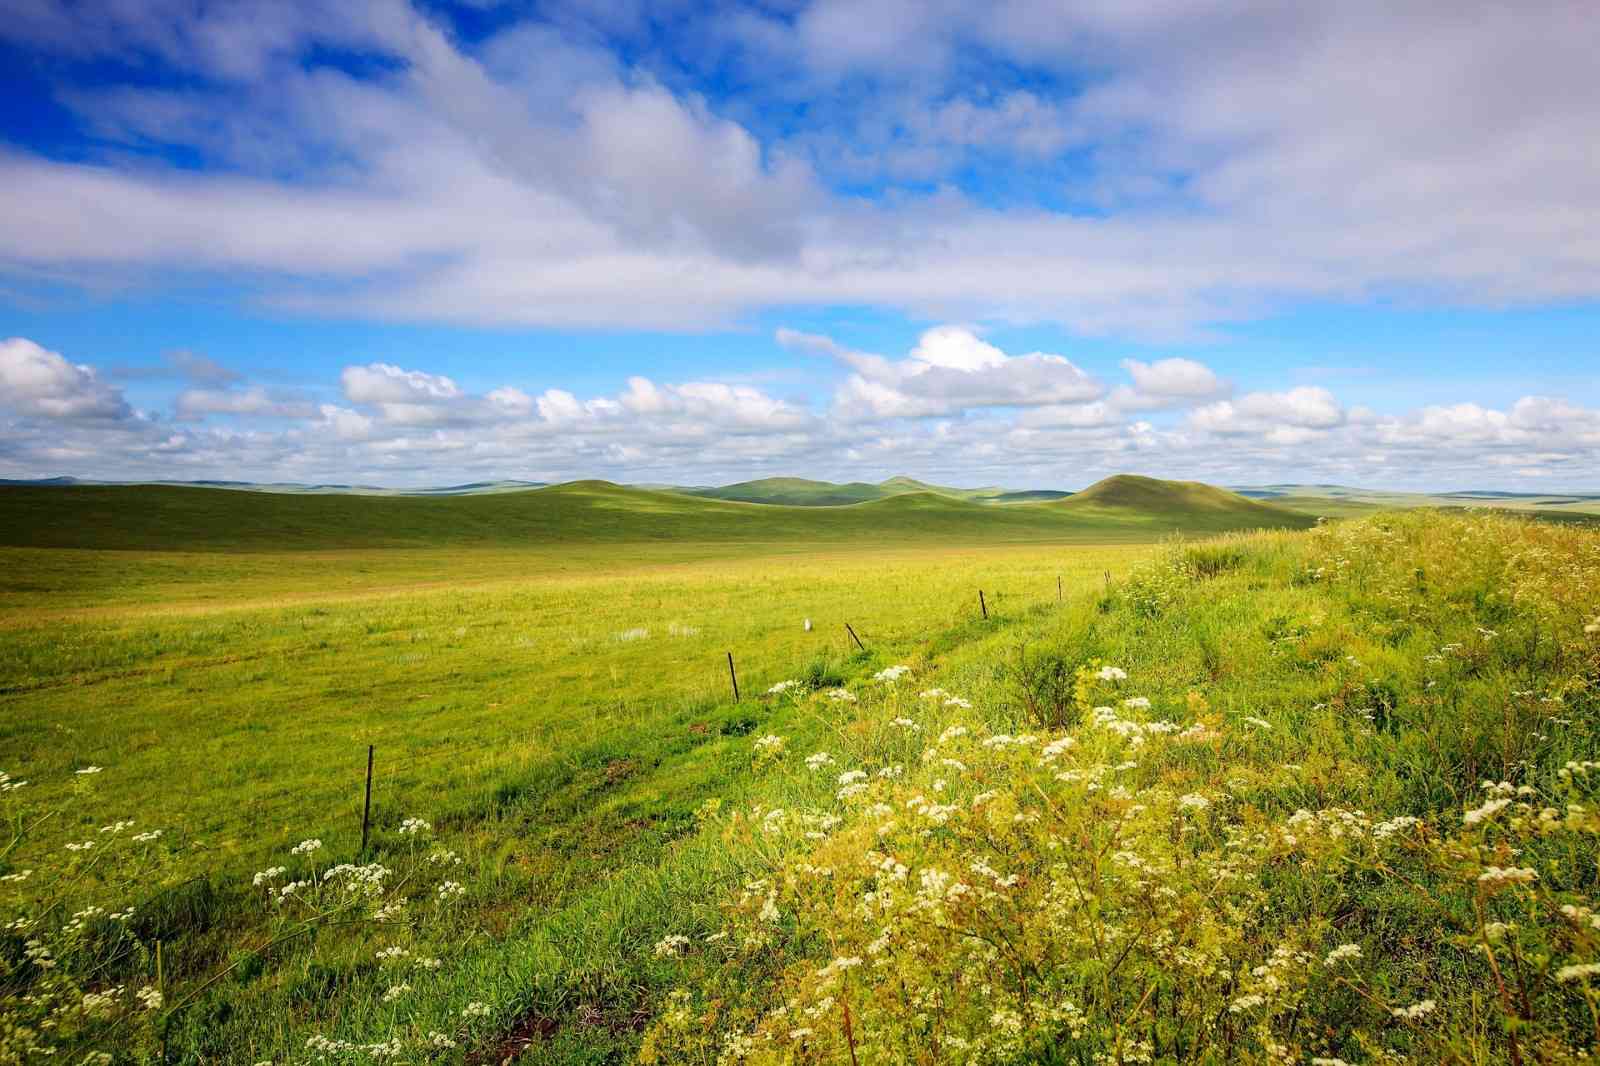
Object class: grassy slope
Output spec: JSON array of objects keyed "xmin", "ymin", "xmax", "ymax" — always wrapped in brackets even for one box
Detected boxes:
[
  {"xmin": 627, "ymin": 511, "xmax": 1600, "ymax": 1065},
  {"xmin": 1050, "ymin": 473, "xmax": 1314, "ymax": 532},
  {"xmin": 0, "ymin": 533, "xmax": 1150, "ymax": 1061},
  {"xmin": 0, "ymin": 476, "xmax": 1314, "ymax": 554},
  {"xmin": 681, "ymin": 475, "xmax": 1029, "ymax": 506},
  {"xmin": 5, "ymin": 509, "xmax": 1590, "ymax": 1062},
  {"xmin": 682, "ymin": 477, "xmax": 892, "ymax": 506}
]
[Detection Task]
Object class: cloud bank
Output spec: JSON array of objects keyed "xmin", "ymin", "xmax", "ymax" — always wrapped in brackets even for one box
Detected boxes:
[{"xmin": 3, "ymin": 330, "xmax": 1598, "ymax": 491}]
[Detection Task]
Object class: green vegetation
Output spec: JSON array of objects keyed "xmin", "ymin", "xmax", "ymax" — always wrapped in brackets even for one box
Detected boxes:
[
  {"xmin": 681, "ymin": 475, "xmax": 1047, "ymax": 506},
  {"xmin": 0, "ymin": 476, "xmax": 1311, "ymax": 554},
  {"xmin": 3, "ymin": 482, "xmax": 1597, "ymax": 1065},
  {"xmin": 681, "ymin": 477, "xmax": 895, "ymax": 506}
]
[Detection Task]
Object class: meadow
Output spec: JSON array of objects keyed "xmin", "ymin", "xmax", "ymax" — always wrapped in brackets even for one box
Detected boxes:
[{"xmin": 1, "ymin": 481, "xmax": 1598, "ymax": 1065}]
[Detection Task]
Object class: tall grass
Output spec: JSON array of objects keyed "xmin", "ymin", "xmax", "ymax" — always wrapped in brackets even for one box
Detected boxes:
[{"xmin": 2, "ymin": 510, "xmax": 1596, "ymax": 1063}]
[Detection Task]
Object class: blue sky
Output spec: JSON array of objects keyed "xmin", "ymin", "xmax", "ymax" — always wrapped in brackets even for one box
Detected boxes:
[{"xmin": 0, "ymin": 0, "xmax": 1596, "ymax": 490}]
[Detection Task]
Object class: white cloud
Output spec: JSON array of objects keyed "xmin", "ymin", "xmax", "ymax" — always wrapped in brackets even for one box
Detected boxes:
[
  {"xmin": 0, "ymin": 2, "xmax": 1594, "ymax": 336},
  {"xmin": 341, "ymin": 363, "xmax": 462, "ymax": 406},
  {"xmin": 1120, "ymin": 358, "xmax": 1226, "ymax": 399},
  {"xmin": 0, "ymin": 337, "xmax": 131, "ymax": 420},
  {"xmin": 175, "ymin": 386, "xmax": 315, "ymax": 420},
  {"xmin": 1192, "ymin": 386, "xmax": 1344, "ymax": 435},
  {"xmin": 785, "ymin": 325, "xmax": 1102, "ymax": 419}
]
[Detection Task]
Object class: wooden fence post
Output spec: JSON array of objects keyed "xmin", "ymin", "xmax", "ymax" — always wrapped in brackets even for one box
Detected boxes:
[
  {"xmin": 979, "ymin": 589, "xmax": 988, "ymax": 619},
  {"xmin": 726, "ymin": 651, "xmax": 740, "ymax": 702},
  {"xmin": 845, "ymin": 623, "xmax": 866, "ymax": 651},
  {"xmin": 360, "ymin": 745, "xmax": 374, "ymax": 854}
]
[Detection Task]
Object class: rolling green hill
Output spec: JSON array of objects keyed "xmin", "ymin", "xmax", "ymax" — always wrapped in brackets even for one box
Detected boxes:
[
  {"xmin": 682, "ymin": 475, "xmax": 1027, "ymax": 506},
  {"xmin": 0, "ymin": 475, "xmax": 1313, "ymax": 552},
  {"xmin": 1051, "ymin": 474, "xmax": 1316, "ymax": 532},
  {"xmin": 682, "ymin": 476, "xmax": 891, "ymax": 506}
]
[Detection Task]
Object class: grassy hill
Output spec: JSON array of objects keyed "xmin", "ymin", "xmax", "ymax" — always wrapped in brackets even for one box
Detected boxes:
[
  {"xmin": 0, "ymin": 476, "xmax": 1313, "ymax": 552},
  {"xmin": 682, "ymin": 476, "xmax": 891, "ymax": 506},
  {"xmin": 682, "ymin": 475, "xmax": 1025, "ymax": 506},
  {"xmin": 1050, "ymin": 473, "xmax": 1314, "ymax": 532}
]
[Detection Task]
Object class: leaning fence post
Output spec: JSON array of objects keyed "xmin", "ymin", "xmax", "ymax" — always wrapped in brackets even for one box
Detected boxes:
[
  {"xmin": 1057, "ymin": 575, "xmax": 1062, "ymax": 602},
  {"xmin": 979, "ymin": 589, "xmax": 988, "ymax": 619},
  {"xmin": 360, "ymin": 744, "xmax": 374, "ymax": 854},
  {"xmin": 845, "ymin": 623, "xmax": 866, "ymax": 651},
  {"xmin": 727, "ymin": 651, "xmax": 740, "ymax": 702}
]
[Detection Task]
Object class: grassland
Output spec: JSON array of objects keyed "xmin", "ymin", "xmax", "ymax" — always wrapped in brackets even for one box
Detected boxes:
[{"xmin": 3, "ymin": 482, "xmax": 1597, "ymax": 1064}]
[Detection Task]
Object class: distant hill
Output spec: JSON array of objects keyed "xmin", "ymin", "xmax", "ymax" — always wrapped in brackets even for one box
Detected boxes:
[
  {"xmin": 679, "ymin": 475, "xmax": 1052, "ymax": 506},
  {"xmin": 0, "ymin": 476, "xmax": 1309, "ymax": 552},
  {"xmin": 1053, "ymin": 475, "xmax": 1316, "ymax": 532},
  {"xmin": 684, "ymin": 477, "xmax": 892, "ymax": 506},
  {"xmin": 1231, "ymin": 484, "xmax": 1600, "ymax": 518},
  {"xmin": 0, "ymin": 477, "xmax": 546, "ymax": 496}
]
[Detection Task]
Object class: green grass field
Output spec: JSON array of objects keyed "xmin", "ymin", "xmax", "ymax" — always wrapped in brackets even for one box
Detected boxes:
[{"xmin": 2, "ymin": 480, "xmax": 1597, "ymax": 1064}]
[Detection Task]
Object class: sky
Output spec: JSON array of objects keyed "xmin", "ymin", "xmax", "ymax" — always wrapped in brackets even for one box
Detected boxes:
[{"xmin": 0, "ymin": 0, "xmax": 1597, "ymax": 491}]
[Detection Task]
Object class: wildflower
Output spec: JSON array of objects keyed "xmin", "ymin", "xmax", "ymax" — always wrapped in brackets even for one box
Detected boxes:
[
  {"xmin": 654, "ymin": 934, "xmax": 691, "ymax": 958},
  {"xmin": 937, "ymin": 724, "xmax": 969, "ymax": 744},
  {"xmin": 1372, "ymin": 815, "xmax": 1422, "ymax": 840},
  {"xmin": 944, "ymin": 696, "xmax": 972, "ymax": 710},
  {"xmin": 804, "ymin": 752, "xmax": 835, "ymax": 770},
  {"xmin": 375, "ymin": 946, "xmax": 411, "ymax": 962},
  {"xmin": 1324, "ymin": 943, "xmax": 1362, "ymax": 966},
  {"xmin": 1121, "ymin": 696, "xmax": 1151, "ymax": 710},
  {"xmin": 132, "ymin": 829, "xmax": 163, "ymax": 843},
  {"xmin": 290, "ymin": 838, "xmax": 323, "ymax": 856},
  {"xmin": 919, "ymin": 688, "xmax": 949, "ymax": 700},
  {"xmin": 253, "ymin": 866, "xmax": 287, "ymax": 886},
  {"xmin": 1178, "ymin": 793, "xmax": 1210, "ymax": 810},
  {"xmin": 1241, "ymin": 716, "xmax": 1272, "ymax": 730},
  {"xmin": 767, "ymin": 679, "xmax": 802, "ymax": 696},
  {"xmin": 381, "ymin": 983, "xmax": 411, "ymax": 1003},
  {"xmin": 415, "ymin": 956, "xmax": 442, "ymax": 971},
  {"xmin": 1463, "ymin": 797, "xmax": 1512, "ymax": 825},
  {"xmin": 1391, "ymin": 999, "xmax": 1436, "ymax": 1020},
  {"xmin": 427, "ymin": 1032, "xmax": 457, "ymax": 1049},
  {"xmin": 1556, "ymin": 963, "xmax": 1600, "ymax": 982},
  {"xmin": 1095, "ymin": 666, "xmax": 1128, "ymax": 682},
  {"xmin": 1478, "ymin": 866, "xmax": 1538, "ymax": 888},
  {"xmin": 399, "ymin": 817, "xmax": 432, "ymax": 836},
  {"xmin": 753, "ymin": 734, "xmax": 786, "ymax": 758},
  {"xmin": 136, "ymin": 986, "xmax": 163, "ymax": 1011},
  {"xmin": 436, "ymin": 880, "xmax": 466, "ymax": 903},
  {"xmin": 873, "ymin": 665, "xmax": 911, "ymax": 683},
  {"xmin": 837, "ymin": 769, "xmax": 869, "ymax": 786},
  {"xmin": 1040, "ymin": 736, "xmax": 1075, "ymax": 761},
  {"xmin": 890, "ymin": 717, "xmax": 919, "ymax": 730},
  {"xmin": 462, "ymin": 1002, "xmax": 492, "ymax": 1020},
  {"xmin": 825, "ymin": 688, "xmax": 858, "ymax": 703},
  {"xmin": 74, "ymin": 766, "xmax": 104, "ymax": 775}
]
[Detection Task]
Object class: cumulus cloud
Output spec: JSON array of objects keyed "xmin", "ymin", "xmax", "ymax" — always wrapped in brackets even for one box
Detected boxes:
[
  {"xmin": 175, "ymin": 386, "xmax": 316, "ymax": 420},
  {"xmin": 0, "ymin": 1, "xmax": 1593, "ymax": 335},
  {"xmin": 1191, "ymin": 387, "xmax": 1345, "ymax": 436},
  {"xmin": 0, "ymin": 337, "xmax": 131, "ymax": 420},
  {"xmin": 784, "ymin": 325, "xmax": 1102, "ymax": 419},
  {"xmin": 3, "ymin": 331, "xmax": 1599, "ymax": 491}
]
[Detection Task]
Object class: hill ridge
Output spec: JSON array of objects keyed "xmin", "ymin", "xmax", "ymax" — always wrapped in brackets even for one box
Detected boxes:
[{"xmin": 0, "ymin": 476, "xmax": 1313, "ymax": 552}]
